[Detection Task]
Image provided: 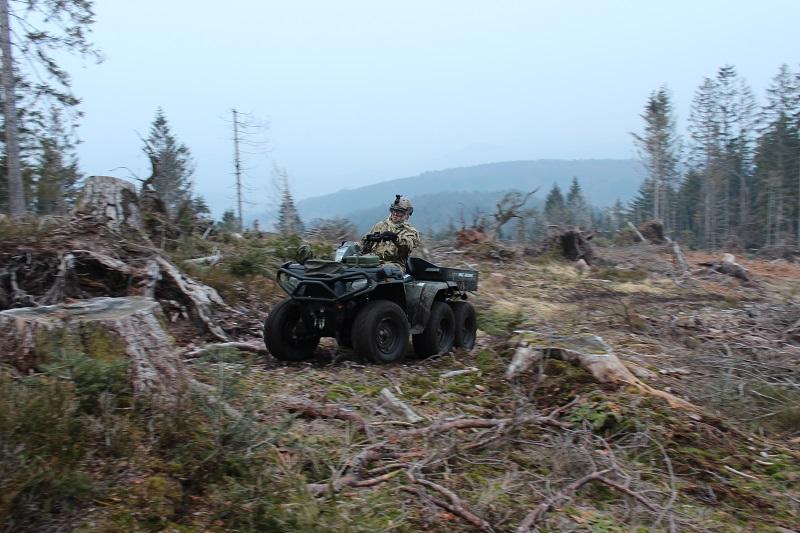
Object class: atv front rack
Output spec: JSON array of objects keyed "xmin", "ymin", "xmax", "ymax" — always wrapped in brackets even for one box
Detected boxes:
[{"xmin": 276, "ymin": 262, "xmax": 377, "ymax": 303}]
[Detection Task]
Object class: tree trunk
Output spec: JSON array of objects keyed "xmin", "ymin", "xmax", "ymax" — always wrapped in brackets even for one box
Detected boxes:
[
  {"xmin": 74, "ymin": 176, "xmax": 143, "ymax": 230},
  {"xmin": 0, "ymin": 0, "xmax": 24, "ymax": 216},
  {"xmin": 0, "ymin": 296, "xmax": 188, "ymax": 399}
]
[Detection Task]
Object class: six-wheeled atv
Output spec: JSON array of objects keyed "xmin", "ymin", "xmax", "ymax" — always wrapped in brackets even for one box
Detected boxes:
[{"xmin": 263, "ymin": 238, "xmax": 478, "ymax": 364}]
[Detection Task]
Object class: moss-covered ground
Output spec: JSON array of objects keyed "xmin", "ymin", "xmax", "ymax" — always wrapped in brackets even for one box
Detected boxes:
[{"xmin": 2, "ymin": 242, "xmax": 799, "ymax": 531}]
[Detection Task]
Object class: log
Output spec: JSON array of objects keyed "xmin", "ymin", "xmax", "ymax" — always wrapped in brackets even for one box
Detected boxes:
[
  {"xmin": 380, "ymin": 388, "xmax": 424, "ymax": 423},
  {"xmin": 0, "ymin": 296, "xmax": 188, "ymax": 399},
  {"xmin": 508, "ymin": 332, "xmax": 699, "ymax": 412},
  {"xmin": 73, "ymin": 175, "xmax": 143, "ymax": 230},
  {"xmin": 627, "ymin": 221, "xmax": 649, "ymax": 244}
]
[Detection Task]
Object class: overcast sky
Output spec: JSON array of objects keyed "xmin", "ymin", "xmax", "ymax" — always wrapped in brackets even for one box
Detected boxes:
[{"xmin": 62, "ymin": 0, "xmax": 799, "ymax": 218}]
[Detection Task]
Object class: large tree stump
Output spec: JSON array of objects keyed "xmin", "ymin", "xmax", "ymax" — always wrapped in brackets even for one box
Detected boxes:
[
  {"xmin": 0, "ymin": 296, "xmax": 187, "ymax": 398},
  {"xmin": 74, "ymin": 175, "xmax": 143, "ymax": 230}
]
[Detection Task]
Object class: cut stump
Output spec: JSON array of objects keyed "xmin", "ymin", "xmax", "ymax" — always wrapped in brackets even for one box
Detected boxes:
[
  {"xmin": 0, "ymin": 296, "xmax": 187, "ymax": 399},
  {"xmin": 73, "ymin": 175, "xmax": 143, "ymax": 230}
]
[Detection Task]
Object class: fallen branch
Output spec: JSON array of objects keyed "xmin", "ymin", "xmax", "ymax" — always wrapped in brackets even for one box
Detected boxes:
[
  {"xmin": 405, "ymin": 474, "xmax": 494, "ymax": 532},
  {"xmin": 380, "ymin": 387, "xmax": 424, "ymax": 423},
  {"xmin": 516, "ymin": 469, "xmax": 658, "ymax": 531},
  {"xmin": 185, "ymin": 341, "xmax": 268, "ymax": 359},
  {"xmin": 183, "ymin": 250, "xmax": 222, "ymax": 266},
  {"xmin": 283, "ymin": 397, "xmax": 375, "ymax": 439},
  {"xmin": 306, "ymin": 446, "xmax": 386, "ymax": 495},
  {"xmin": 627, "ymin": 221, "xmax": 649, "ymax": 244}
]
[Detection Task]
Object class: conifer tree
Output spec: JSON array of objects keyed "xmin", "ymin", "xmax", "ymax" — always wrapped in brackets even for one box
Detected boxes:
[
  {"xmin": 688, "ymin": 66, "xmax": 756, "ymax": 248},
  {"xmin": 565, "ymin": 176, "xmax": 590, "ymax": 227},
  {"xmin": 752, "ymin": 65, "xmax": 800, "ymax": 246},
  {"xmin": 142, "ymin": 108, "xmax": 195, "ymax": 222},
  {"xmin": 544, "ymin": 184, "xmax": 567, "ymax": 225},
  {"xmin": 632, "ymin": 87, "xmax": 680, "ymax": 231},
  {"xmin": 218, "ymin": 209, "xmax": 239, "ymax": 233},
  {"xmin": 274, "ymin": 165, "xmax": 304, "ymax": 235},
  {"xmin": 1, "ymin": 0, "xmax": 100, "ymax": 215},
  {"xmin": 32, "ymin": 108, "xmax": 80, "ymax": 215}
]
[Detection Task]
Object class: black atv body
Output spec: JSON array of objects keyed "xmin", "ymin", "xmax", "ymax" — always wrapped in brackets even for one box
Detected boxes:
[{"xmin": 263, "ymin": 241, "xmax": 478, "ymax": 364}]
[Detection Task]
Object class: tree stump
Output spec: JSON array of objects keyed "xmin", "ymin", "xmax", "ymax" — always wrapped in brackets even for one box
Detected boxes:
[
  {"xmin": 0, "ymin": 296, "xmax": 187, "ymax": 398},
  {"xmin": 74, "ymin": 175, "xmax": 143, "ymax": 230}
]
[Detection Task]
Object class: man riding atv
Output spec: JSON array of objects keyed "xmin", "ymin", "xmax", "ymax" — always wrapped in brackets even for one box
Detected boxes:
[
  {"xmin": 263, "ymin": 193, "xmax": 478, "ymax": 364},
  {"xmin": 362, "ymin": 195, "xmax": 420, "ymax": 269}
]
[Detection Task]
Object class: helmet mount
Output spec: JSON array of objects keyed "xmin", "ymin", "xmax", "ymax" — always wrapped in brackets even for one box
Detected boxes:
[{"xmin": 389, "ymin": 195, "xmax": 413, "ymax": 216}]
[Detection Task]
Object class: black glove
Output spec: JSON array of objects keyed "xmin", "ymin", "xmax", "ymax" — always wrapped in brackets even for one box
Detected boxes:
[
  {"xmin": 379, "ymin": 231, "xmax": 398, "ymax": 242},
  {"xmin": 364, "ymin": 232, "xmax": 381, "ymax": 242}
]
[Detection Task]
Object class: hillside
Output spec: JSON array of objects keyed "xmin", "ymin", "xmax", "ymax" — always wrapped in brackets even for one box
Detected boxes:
[
  {"xmin": 295, "ymin": 159, "xmax": 642, "ymax": 231},
  {"xmin": 2, "ymin": 216, "xmax": 798, "ymax": 531}
]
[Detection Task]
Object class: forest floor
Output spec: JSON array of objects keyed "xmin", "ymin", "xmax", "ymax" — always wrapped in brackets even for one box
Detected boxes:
[{"xmin": 2, "ymin": 227, "xmax": 799, "ymax": 532}]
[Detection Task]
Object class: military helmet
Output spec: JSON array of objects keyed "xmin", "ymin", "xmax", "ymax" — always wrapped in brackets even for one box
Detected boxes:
[{"xmin": 389, "ymin": 195, "xmax": 413, "ymax": 216}]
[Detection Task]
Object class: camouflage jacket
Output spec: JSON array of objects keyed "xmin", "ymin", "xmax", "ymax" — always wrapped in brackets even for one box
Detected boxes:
[{"xmin": 364, "ymin": 218, "xmax": 421, "ymax": 265}]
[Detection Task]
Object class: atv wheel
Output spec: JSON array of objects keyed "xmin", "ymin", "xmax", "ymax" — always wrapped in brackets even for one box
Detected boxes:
[
  {"xmin": 412, "ymin": 301, "xmax": 455, "ymax": 357},
  {"xmin": 352, "ymin": 300, "xmax": 409, "ymax": 364},
  {"xmin": 450, "ymin": 301, "xmax": 477, "ymax": 349},
  {"xmin": 263, "ymin": 298, "xmax": 320, "ymax": 361}
]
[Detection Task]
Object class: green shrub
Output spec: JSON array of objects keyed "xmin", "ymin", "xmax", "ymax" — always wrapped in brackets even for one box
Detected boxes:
[
  {"xmin": 41, "ymin": 352, "xmax": 130, "ymax": 415},
  {"xmin": 0, "ymin": 372, "xmax": 95, "ymax": 528}
]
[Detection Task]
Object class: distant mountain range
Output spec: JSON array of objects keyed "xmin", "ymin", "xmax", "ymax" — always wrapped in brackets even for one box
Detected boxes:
[{"xmin": 293, "ymin": 159, "xmax": 643, "ymax": 232}]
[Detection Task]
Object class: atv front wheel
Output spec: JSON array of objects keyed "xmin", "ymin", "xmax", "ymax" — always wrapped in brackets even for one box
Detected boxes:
[
  {"xmin": 450, "ymin": 301, "xmax": 477, "ymax": 349},
  {"xmin": 412, "ymin": 301, "xmax": 455, "ymax": 357},
  {"xmin": 351, "ymin": 300, "xmax": 409, "ymax": 364},
  {"xmin": 263, "ymin": 298, "xmax": 320, "ymax": 362}
]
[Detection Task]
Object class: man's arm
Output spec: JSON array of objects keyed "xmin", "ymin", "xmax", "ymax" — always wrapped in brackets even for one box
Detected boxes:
[{"xmin": 396, "ymin": 226, "xmax": 420, "ymax": 254}]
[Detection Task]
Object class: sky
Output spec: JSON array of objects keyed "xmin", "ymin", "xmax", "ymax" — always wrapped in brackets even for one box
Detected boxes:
[{"xmin": 56, "ymin": 0, "xmax": 800, "ymax": 219}]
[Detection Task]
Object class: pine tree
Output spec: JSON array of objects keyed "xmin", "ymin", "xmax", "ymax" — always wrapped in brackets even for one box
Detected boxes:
[
  {"xmin": 565, "ymin": 176, "xmax": 590, "ymax": 227},
  {"xmin": 218, "ymin": 209, "xmax": 239, "ymax": 233},
  {"xmin": 544, "ymin": 184, "xmax": 567, "ymax": 225},
  {"xmin": 274, "ymin": 165, "xmax": 304, "ymax": 235},
  {"xmin": 32, "ymin": 108, "xmax": 80, "ymax": 215},
  {"xmin": 628, "ymin": 179, "xmax": 654, "ymax": 225},
  {"xmin": 675, "ymin": 170, "xmax": 703, "ymax": 245},
  {"xmin": 1, "ymin": 0, "xmax": 100, "ymax": 216},
  {"xmin": 632, "ymin": 86, "xmax": 681, "ymax": 231},
  {"xmin": 752, "ymin": 65, "xmax": 800, "ymax": 247},
  {"xmin": 688, "ymin": 66, "xmax": 756, "ymax": 248},
  {"xmin": 142, "ymin": 108, "xmax": 195, "ymax": 222},
  {"xmin": 606, "ymin": 198, "xmax": 628, "ymax": 232}
]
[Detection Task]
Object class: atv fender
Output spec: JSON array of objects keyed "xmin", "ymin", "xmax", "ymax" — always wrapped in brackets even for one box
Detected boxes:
[{"xmin": 404, "ymin": 280, "xmax": 451, "ymax": 334}]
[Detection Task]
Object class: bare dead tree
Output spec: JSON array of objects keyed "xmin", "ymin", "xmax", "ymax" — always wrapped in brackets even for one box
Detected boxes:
[{"xmin": 491, "ymin": 189, "xmax": 539, "ymax": 240}]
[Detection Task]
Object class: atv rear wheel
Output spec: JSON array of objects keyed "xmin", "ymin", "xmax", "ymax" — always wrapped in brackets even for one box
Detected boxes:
[
  {"xmin": 412, "ymin": 301, "xmax": 455, "ymax": 357},
  {"xmin": 263, "ymin": 298, "xmax": 320, "ymax": 362},
  {"xmin": 351, "ymin": 300, "xmax": 409, "ymax": 364},
  {"xmin": 450, "ymin": 301, "xmax": 477, "ymax": 349}
]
